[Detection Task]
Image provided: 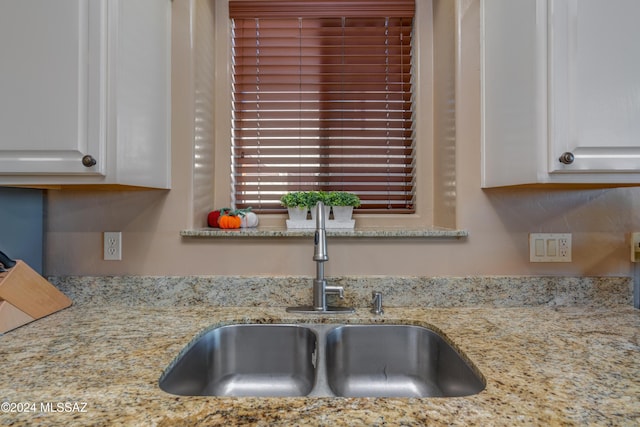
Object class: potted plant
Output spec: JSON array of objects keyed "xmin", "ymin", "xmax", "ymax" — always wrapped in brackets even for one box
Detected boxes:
[
  {"xmin": 325, "ymin": 191, "xmax": 360, "ymax": 221},
  {"xmin": 280, "ymin": 192, "xmax": 308, "ymax": 220},
  {"xmin": 306, "ymin": 191, "xmax": 331, "ymax": 221}
]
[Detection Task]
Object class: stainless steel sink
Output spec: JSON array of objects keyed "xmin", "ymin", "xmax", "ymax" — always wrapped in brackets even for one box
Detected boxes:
[
  {"xmin": 159, "ymin": 323, "xmax": 485, "ymax": 398},
  {"xmin": 159, "ymin": 324, "xmax": 317, "ymax": 397},
  {"xmin": 325, "ymin": 324, "xmax": 485, "ymax": 398}
]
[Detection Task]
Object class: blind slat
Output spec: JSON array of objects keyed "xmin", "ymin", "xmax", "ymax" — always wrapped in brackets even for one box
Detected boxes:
[{"xmin": 229, "ymin": 1, "xmax": 415, "ymax": 18}]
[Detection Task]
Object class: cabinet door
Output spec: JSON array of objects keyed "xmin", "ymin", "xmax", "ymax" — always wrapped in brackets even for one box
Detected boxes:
[
  {"xmin": 0, "ymin": 0, "xmax": 105, "ymax": 175},
  {"xmin": 549, "ymin": 0, "xmax": 640, "ymax": 173},
  {"xmin": 481, "ymin": 0, "xmax": 548, "ymax": 187}
]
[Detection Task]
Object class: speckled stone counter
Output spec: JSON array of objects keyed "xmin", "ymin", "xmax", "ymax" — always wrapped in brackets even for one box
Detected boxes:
[
  {"xmin": 47, "ymin": 275, "xmax": 635, "ymax": 308},
  {"xmin": 1, "ymin": 276, "xmax": 638, "ymax": 426},
  {"xmin": 180, "ymin": 226, "xmax": 468, "ymax": 238}
]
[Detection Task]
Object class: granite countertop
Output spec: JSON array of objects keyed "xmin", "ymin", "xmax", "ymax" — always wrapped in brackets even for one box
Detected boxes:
[
  {"xmin": 1, "ymin": 277, "xmax": 639, "ymax": 426},
  {"xmin": 180, "ymin": 226, "xmax": 468, "ymax": 238}
]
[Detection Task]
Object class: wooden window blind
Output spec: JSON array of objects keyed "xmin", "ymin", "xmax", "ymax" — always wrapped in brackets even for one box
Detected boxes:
[{"xmin": 230, "ymin": 0, "xmax": 415, "ymax": 214}]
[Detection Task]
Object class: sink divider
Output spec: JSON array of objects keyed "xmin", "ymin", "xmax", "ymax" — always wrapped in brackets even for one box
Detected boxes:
[{"xmin": 304, "ymin": 323, "xmax": 336, "ymax": 397}]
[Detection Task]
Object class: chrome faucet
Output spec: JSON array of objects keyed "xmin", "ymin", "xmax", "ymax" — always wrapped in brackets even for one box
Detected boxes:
[{"xmin": 287, "ymin": 201, "xmax": 354, "ymax": 314}]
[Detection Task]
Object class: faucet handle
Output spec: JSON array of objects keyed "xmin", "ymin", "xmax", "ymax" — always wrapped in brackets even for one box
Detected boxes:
[{"xmin": 325, "ymin": 285, "xmax": 344, "ymax": 299}]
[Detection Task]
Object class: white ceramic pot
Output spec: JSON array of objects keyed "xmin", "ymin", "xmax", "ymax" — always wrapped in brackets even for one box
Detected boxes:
[
  {"xmin": 287, "ymin": 206, "xmax": 308, "ymax": 221},
  {"xmin": 331, "ymin": 206, "xmax": 354, "ymax": 221}
]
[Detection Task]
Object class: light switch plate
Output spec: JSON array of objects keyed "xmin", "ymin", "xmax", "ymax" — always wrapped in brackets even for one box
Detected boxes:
[{"xmin": 529, "ymin": 233, "xmax": 571, "ymax": 262}]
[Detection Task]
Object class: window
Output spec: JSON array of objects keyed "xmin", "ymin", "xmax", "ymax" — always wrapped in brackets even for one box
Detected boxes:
[{"xmin": 229, "ymin": 0, "xmax": 416, "ymax": 214}]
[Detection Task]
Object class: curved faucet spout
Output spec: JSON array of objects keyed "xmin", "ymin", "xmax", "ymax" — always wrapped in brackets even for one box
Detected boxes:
[{"xmin": 313, "ymin": 201, "xmax": 328, "ymax": 262}]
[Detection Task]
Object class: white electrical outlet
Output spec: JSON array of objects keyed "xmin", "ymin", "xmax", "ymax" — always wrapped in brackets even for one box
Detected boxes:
[
  {"xmin": 104, "ymin": 232, "xmax": 122, "ymax": 261},
  {"xmin": 529, "ymin": 233, "xmax": 572, "ymax": 262},
  {"xmin": 631, "ymin": 232, "xmax": 640, "ymax": 263}
]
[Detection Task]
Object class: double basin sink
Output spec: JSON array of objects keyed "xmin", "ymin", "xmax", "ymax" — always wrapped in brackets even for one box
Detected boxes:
[{"xmin": 159, "ymin": 323, "xmax": 485, "ymax": 398}]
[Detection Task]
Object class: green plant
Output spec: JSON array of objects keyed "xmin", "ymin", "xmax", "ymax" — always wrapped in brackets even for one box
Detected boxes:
[
  {"xmin": 281, "ymin": 191, "xmax": 358, "ymax": 208},
  {"xmin": 280, "ymin": 192, "xmax": 306, "ymax": 208},
  {"xmin": 303, "ymin": 191, "xmax": 328, "ymax": 208},
  {"xmin": 325, "ymin": 191, "xmax": 361, "ymax": 207},
  {"xmin": 281, "ymin": 191, "xmax": 331, "ymax": 208}
]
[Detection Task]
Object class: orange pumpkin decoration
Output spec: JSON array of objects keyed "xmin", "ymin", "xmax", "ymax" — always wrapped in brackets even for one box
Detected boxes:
[{"xmin": 218, "ymin": 214, "xmax": 242, "ymax": 229}]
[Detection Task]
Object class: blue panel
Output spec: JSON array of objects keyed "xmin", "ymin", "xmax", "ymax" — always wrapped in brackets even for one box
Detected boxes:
[{"xmin": 0, "ymin": 188, "xmax": 44, "ymax": 274}]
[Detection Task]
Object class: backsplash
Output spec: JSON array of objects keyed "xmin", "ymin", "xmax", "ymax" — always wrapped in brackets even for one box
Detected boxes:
[{"xmin": 48, "ymin": 275, "xmax": 633, "ymax": 308}]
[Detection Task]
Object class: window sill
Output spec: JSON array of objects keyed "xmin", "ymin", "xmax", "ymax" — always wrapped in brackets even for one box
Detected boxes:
[{"xmin": 180, "ymin": 226, "xmax": 468, "ymax": 239}]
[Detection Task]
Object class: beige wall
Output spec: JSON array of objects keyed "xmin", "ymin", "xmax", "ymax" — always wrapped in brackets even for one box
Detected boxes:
[{"xmin": 44, "ymin": 0, "xmax": 640, "ymax": 277}]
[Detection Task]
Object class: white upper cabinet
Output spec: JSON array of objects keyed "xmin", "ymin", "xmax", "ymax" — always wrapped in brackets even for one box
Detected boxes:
[
  {"xmin": 0, "ymin": 0, "xmax": 170, "ymax": 189},
  {"xmin": 481, "ymin": 0, "xmax": 640, "ymax": 187}
]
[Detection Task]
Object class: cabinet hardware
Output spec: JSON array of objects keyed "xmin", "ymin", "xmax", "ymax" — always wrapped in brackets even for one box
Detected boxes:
[
  {"xmin": 558, "ymin": 152, "xmax": 575, "ymax": 165},
  {"xmin": 82, "ymin": 155, "xmax": 97, "ymax": 167}
]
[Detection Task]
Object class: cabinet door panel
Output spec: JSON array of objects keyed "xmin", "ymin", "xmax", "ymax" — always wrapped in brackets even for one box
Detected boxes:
[
  {"xmin": 0, "ymin": 0, "xmax": 104, "ymax": 175},
  {"xmin": 549, "ymin": 0, "xmax": 640, "ymax": 172}
]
